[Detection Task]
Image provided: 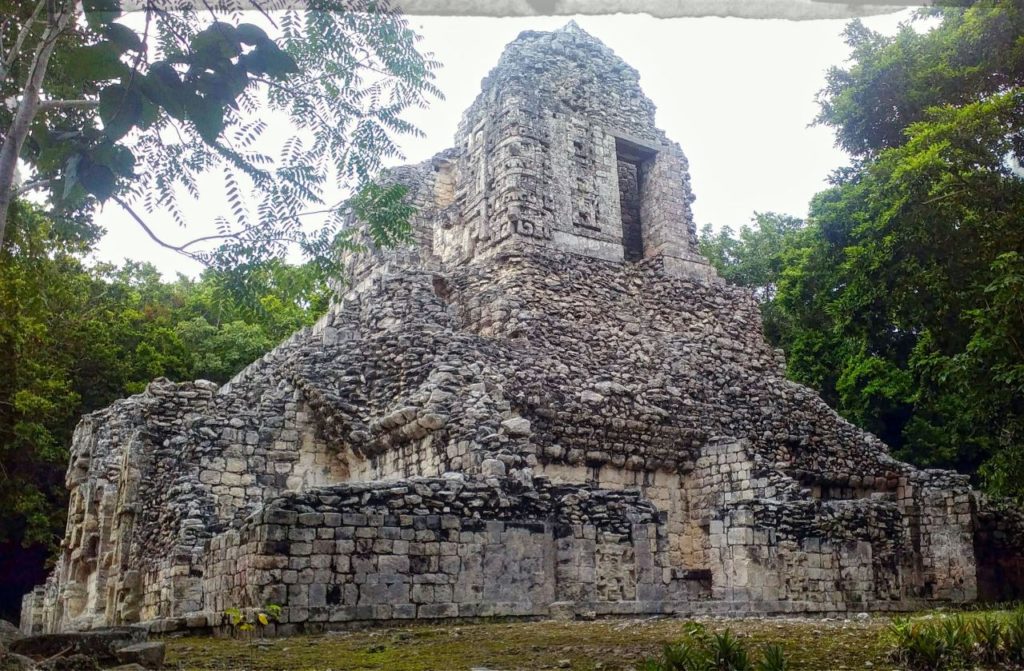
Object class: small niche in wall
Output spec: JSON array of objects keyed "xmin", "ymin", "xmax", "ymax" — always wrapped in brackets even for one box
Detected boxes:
[
  {"xmin": 614, "ymin": 137, "xmax": 657, "ymax": 262},
  {"xmin": 433, "ymin": 158, "xmax": 456, "ymax": 210}
]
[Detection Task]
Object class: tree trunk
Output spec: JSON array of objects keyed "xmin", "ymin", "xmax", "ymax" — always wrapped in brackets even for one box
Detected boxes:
[{"xmin": 0, "ymin": 1, "xmax": 74, "ymax": 250}]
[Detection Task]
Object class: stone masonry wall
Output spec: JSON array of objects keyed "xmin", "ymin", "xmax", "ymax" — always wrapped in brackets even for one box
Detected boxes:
[
  {"xmin": 194, "ymin": 477, "xmax": 703, "ymax": 630},
  {"xmin": 342, "ymin": 22, "xmax": 712, "ymax": 285},
  {"xmin": 618, "ymin": 159, "xmax": 643, "ymax": 261}
]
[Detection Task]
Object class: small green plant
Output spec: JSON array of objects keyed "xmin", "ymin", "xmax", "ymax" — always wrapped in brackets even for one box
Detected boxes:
[
  {"xmin": 224, "ymin": 603, "xmax": 282, "ymax": 637},
  {"xmin": 224, "ymin": 603, "xmax": 282, "ymax": 669},
  {"xmin": 682, "ymin": 621, "xmax": 712, "ymax": 643},
  {"xmin": 709, "ymin": 630, "xmax": 751, "ymax": 671},
  {"xmin": 889, "ymin": 617, "xmax": 913, "ymax": 652},
  {"xmin": 905, "ymin": 626, "xmax": 945, "ymax": 671},
  {"xmin": 938, "ymin": 615, "xmax": 972, "ymax": 666},
  {"xmin": 972, "ymin": 614, "xmax": 1004, "ymax": 665},
  {"xmin": 262, "ymin": 603, "xmax": 283, "ymax": 627},
  {"xmin": 638, "ymin": 625, "xmax": 784, "ymax": 671},
  {"xmin": 755, "ymin": 644, "xmax": 787, "ymax": 671},
  {"xmin": 224, "ymin": 606, "xmax": 245, "ymax": 633},
  {"xmin": 887, "ymin": 613, "xmax": 1015, "ymax": 671},
  {"xmin": 1003, "ymin": 609, "xmax": 1024, "ymax": 664},
  {"xmin": 662, "ymin": 641, "xmax": 709, "ymax": 671},
  {"xmin": 888, "ymin": 618, "xmax": 947, "ymax": 671}
]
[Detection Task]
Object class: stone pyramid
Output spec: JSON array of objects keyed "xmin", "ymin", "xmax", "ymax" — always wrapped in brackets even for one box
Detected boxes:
[{"xmin": 22, "ymin": 24, "xmax": 1024, "ymax": 635}]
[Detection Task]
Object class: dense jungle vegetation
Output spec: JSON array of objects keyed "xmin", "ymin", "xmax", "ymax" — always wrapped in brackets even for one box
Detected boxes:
[
  {"xmin": 700, "ymin": 1, "xmax": 1024, "ymax": 500},
  {"xmin": 0, "ymin": 202, "xmax": 332, "ymax": 619}
]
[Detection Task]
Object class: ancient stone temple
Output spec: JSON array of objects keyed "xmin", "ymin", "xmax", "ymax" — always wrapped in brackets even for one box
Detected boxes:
[{"xmin": 22, "ymin": 23, "xmax": 1024, "ymax": 634}]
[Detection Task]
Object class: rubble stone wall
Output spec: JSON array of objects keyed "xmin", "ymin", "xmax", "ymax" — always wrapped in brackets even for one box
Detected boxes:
[
  {"xmin": 195, "ymin": 478, "xmax": 702, "ymax": 630},
  {"xmin": 24, "ymin": 243, "xmax": 1016, "ymax": 634},
  {"xmin": 534, "ymin": 463, "xmax": 691, "ymax": 568}
]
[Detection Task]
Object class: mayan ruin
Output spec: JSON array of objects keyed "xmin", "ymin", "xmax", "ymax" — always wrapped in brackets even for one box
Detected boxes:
[{"xmin": 19, "ymin": 22, "xmax": 1024, "ymax": 637}]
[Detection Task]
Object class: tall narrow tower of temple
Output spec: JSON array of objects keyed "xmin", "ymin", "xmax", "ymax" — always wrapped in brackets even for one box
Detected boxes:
[{"xmin": 345, "ymin": 22, "xmax": 717, "ymax": 286}]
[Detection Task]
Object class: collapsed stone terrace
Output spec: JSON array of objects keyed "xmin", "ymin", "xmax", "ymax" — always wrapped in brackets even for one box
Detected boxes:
[{"xmin": 21, "ymin": 23, "xmax": 1024, "ymax": 635}]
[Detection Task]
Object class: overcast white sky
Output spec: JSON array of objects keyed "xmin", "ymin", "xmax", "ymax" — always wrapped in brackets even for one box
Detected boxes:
[{"xmin": 92, "ymin": 9, "xmax": 918, "ymax": 277}]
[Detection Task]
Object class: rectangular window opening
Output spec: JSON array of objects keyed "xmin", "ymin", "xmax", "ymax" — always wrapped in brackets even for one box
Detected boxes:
[{"xmin": 615, "ymin": 137, "xmax": 657, "ymax": 263}]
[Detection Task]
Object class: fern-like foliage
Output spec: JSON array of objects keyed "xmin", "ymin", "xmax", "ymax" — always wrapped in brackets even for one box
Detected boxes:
[{"xmin": 8, "ymin": 0, "xmax": 441, "ymax": 277}]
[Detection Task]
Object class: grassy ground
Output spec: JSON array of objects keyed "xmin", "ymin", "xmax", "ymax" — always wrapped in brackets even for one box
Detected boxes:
[{"xmin": 165, "ymin": 614, "xmax": 904, "ymax": 671}]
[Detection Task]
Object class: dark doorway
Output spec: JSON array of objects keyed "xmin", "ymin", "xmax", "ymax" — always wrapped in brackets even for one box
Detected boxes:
[
  {"xmin": 614, "ymin": 137, "xmax": 657, "ymax": 263},
  {"xmin": 617, "ymin": 159, "xmax": 642, "ymax": 261}
]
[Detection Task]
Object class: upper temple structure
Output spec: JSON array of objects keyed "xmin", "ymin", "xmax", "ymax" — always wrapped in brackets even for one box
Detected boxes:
[{"xmin": 22, "ymin": 23, "xmax": 1024, "ymax": 635}]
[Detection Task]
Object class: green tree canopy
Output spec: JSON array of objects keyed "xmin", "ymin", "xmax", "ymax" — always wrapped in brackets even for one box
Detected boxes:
[
  {"xmin": 698, "ymin": 212, "xmax": 806, "ymax": 345},
  {"xmin": 1, "ymin": 0, "xmax": 440, "ymax": 269},
  {"xmin": 0, "ymin": 202, "xmax": 332, "ymax": 620},
  {"xmin": 703, "ymin": 2, "xmax": 1024, "ymax": 496}
]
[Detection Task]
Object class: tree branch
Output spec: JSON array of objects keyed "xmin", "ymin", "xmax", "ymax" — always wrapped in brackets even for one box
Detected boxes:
[
  {"xmin": 13, "ymin": 178, "xmax": 52, "ymax": 196},
  {"xmin": 0, "ymin": 0, "xmax": 75, "ymax": 249},
  {"xmin": 37, "ymin": 99, "xmax": 99, "ymax": 111},
  {"xmin": 2, "ymin": 0, "xmax": 46, "ymax": 73},
  {"xmin": 177, "ymin": 229, "xmax": 254, "ymax": 252},
  {"xmin": 112, "ymin": 195, "xmax": 305, "ymax": 260},
  {"xmin": 922, "ymin": 189, "xmax": 968, "ymax": 205},
  {"xmin": 248, "ymin": 0, "xmax": 279, "ymax": 31},
  {"xmin": 112, "ymin": 194, "xmax": 205, "ymax": 262},
  {"xmin": 293, "ymin": 200, "xmax": 350, "ymax": 219}
]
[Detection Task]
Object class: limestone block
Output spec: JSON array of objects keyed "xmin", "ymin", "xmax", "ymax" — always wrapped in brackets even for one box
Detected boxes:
[
  {"xmin": 115, "ymin": 642, "xmax": 166, "ymax": 669},
  {"xmin": 501, "ymin": 418, "xmax": 532, "ymax": 436}
]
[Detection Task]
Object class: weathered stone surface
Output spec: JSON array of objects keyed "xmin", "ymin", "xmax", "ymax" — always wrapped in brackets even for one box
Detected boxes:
[
  {"xmin": 0, "ymin": 621, "xmax": 21, "ymax": 648},
  {"xmin": 114, "ymin": 642, "xmax": 164, "ymax": 669},
  {"xmin": 21, "ymin": 22, "xmax": 1024, "ymax": 635},
  {"xmin": 500, "ymin": 418, "xmax": 531, "ymax": 437},
  {"xmin": 480, "ymin": 459, "xmax": 506, "ymax": 477},
  {"xmin": 37, "ymin": 654, "xmax": 99, "ymax": 671},
  {"xmin": 10, "ymin": 630, "xmax": 145, "ymax": 663},
  {"xmin": 0, "ymin": 650, "xmax": 34, "ymax": 671}
]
